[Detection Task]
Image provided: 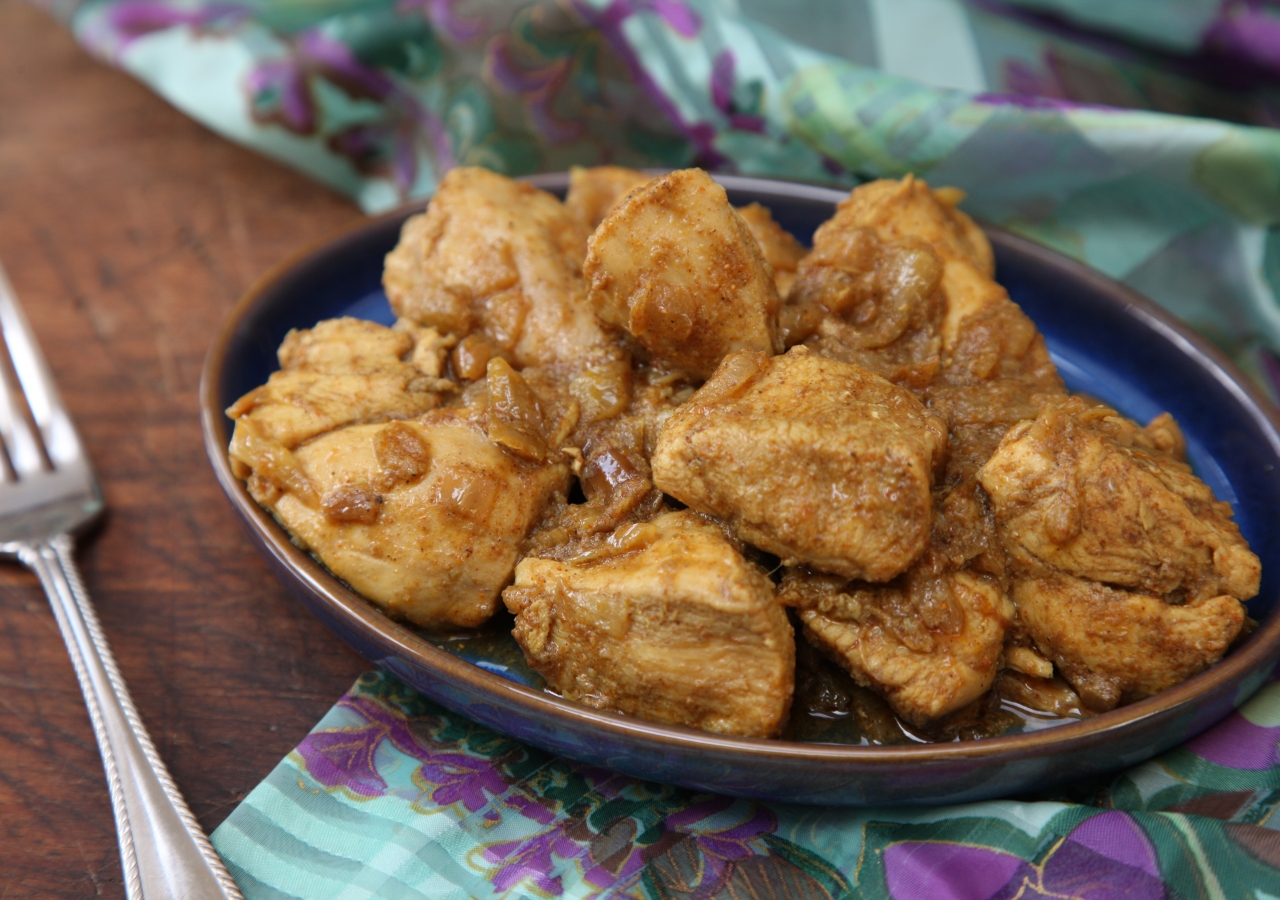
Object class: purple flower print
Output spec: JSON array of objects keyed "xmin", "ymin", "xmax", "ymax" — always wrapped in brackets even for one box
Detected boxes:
[
  {"xmin": 298, "ymin": 694, "xmax": 516, "ymax": 811},
  {"xmin": 653, "ymin": 796, "xmax": 777, "ymax": 893},
  {"xmin": 246, "ymin": 29, "xmax": 397, "ymax": 136},
  {"xmin": 295, "ymin": 720, "xmax": 391, "ymax": 799},
  {"xmin": 575, "ymin": 0, "xmax": 727, "ymax": 167},
  {"xmin": 885, "ymin": 842, "xmax": 1025, "ymax": 900},
  {"xmin": 592, "ymin": 0, "xmax": 702, "ymax": 39},
  {"xmin": 486, "ymin": 35, "xmax": 586, "ymax": 144},
  {"xmin": 664, "ymin": 795, "xmax": 775, "ymax": 862},
  {"xmin": 1204, "ymin": 1, "xmax": 1280, "ymax": 78},
  {"xmin": 245, "ymin": 28, "xmax": 452, "ymax": 194},
  {"xmin": 650, "ymin": 0, "xmax": 700, "ymax": 38},
  {"xmin": 414, "ymin": 751, "xmax": 518, "ymax": 814},
  {"xmin": 884, "ymin": 812, "xmax": 1165, "ymax": 900},
  {"xmin": 245, "ymin": 59, "xmax": 316, "ymax": 132},
  {"xmin": 1002, "ymin": 57, "xmax": 1068, "ymax": 102},
  {"xmin": 1185, "ymin": 710, "xmax": 1280, "ymax": 770},
  {"xmin": 479, "ymin": 772, "xmax": 643, "ymax": 895},
  {"xmin": 483, "ymin": 815, "xmax": 593, "ymax": 896},
  {"xmin": 479, "ymin": 787, "xmax": 778, "ymax": 898},
  {"xmin": 1048, "ymin": 811, "xmax": 1164, "ymax": 900},
  {"xmin": 710, "ymin": 50, "xmax": 734, "ymax": 112}
]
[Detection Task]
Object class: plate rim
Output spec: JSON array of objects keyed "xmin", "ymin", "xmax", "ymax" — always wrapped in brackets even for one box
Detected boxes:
[{"xmin": 200, "ymin": 171, "xmax": 1280, "ymax": 768}]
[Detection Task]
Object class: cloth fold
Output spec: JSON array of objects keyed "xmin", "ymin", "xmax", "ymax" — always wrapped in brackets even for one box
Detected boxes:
[
  {"xmin": 210, "ymin": 669, "xmax": 1280, "ymax": 899},
  {"xmin": 39, "ymin": 0, "xmax": 1280, "ymax": 391}
]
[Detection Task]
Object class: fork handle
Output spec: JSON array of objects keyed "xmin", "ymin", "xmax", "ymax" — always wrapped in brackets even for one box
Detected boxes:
[{"xmin": 24, "ymin": 535, "xmax": 243, "ymax": 900}]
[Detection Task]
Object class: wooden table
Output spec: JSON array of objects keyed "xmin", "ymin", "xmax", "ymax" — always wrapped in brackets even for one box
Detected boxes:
[{"xmin": 0, "ymin": 2, "xmax": 374, "ymax": 895}]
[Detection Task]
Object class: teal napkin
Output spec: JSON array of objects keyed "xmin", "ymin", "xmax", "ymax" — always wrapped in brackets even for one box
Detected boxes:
[
  {"xmin": 210, "ymin": 669, "xmax": 1280, "ymax": 899},
  {"xmin": 41, "ymin": 0, "xmax": 1280, "ymax": 390}
]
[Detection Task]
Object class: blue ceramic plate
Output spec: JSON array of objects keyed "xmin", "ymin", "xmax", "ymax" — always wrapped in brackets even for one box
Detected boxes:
[{"xmin": 202, "ymin": 174, "xmax": 1280, "ymax": 806}]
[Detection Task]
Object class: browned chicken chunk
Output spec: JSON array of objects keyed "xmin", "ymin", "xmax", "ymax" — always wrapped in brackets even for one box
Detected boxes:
[
  {"xmin": 980, "ymin": 400, "xmax": 1260, "ymax": 602},
  {"xmin": 228, "ymin": 317, "xmax": 451, "ymax": 447},
  {"xmin": 830, "ymin": 176, "xmax": 994, "ymax": 280},
  {"xmin": 979, "ymin": 399, "xmax": 1258, "ymax": 708},
  {"xmin": 263, "ymin": 410, "xmax": 569, "ymax": 630},
  {"xmin": 584, "ymin": 168, "xmax": 783, "ymax": 379},
  {"xmin": 780, "ymin": 567, "xmax": 1013, "ymax": 727},
  {"xmin": 785, "ymin": 215, "xmax": 946, "ymax": 389},
  {"xmin": 383, "ymin": 167, "xmax": 609, "ymax": 367},
  {"xmin": 1012, "ymin": 572, "xmax": 1246, "ymax": 710},
  {"xmin": 652, "ymin": 347, "xmax": 947, "ymax": 582},
  {"xmin": 226, "ymin": 317, "xmax": 452, "ymax": 491},
  {"xmin": 564, "ymin": 165, "xmax": 655, "ymax": 231},
  {"xmin": 819, "ymin": 177, "xmax": 1044, "ymax": 366},
  {"xmin": 807, "ymin": 176, "xmax": 1064, "ymax": 578},
  {"xmin": 736, "ymin": 201, "xmax": 808, "ymax": 297},
  {"xmin": 504, "ymin": 510, "xmax": 795, "ymax": 737}
]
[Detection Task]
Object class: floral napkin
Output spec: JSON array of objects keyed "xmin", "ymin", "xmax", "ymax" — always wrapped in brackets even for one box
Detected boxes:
[
  {"xmin": 36, "ymin": 0, "xmax": 1280, "ymax": 895},
  {"xmin": 208, "ymin": 669, "xmax": 1280, "ymax": 899}
]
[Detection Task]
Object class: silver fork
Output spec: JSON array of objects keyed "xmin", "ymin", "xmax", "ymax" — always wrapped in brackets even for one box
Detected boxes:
[{"xmin": 0, "ymin": 264, "xmax": 243, "ymax": 900}]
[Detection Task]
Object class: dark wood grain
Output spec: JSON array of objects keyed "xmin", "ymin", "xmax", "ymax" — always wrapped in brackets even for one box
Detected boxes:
[{"xmin": 0, "ymin": 2, "xmax": 371, "ymax": 895}]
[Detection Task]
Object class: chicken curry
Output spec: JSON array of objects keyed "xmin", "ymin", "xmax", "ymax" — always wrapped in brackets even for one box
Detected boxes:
[{"xmin": 227, "ymin": 166, "xmax": 1260, "ymax": 742}]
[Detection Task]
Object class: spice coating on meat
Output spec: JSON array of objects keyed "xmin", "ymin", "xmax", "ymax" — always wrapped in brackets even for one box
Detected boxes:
[
  {"xmin": 384, "ymin": 166, "xmax": 608, "ymax": 368},
  {"xmin": 504, "ymin": 511, "xmax": 794, "ymax": 738},
  {"xmin": 979, "ymin": 399, "xmax": 1257, "ymax": 708},
  {"xmin": 584, "ymin": 168, "xmax": 783, "ymax": 379},
  {"xmin": 1013, "ymin": 574, "xmax": 1245, "ymax": 710},
  {"xmin": 781, "ymin": 567, "xmax": 1013, "ymax": 727},
  {"xmin": 261, "ymin": 411, "xmax": 570, "ymax": 630},
  {"xmin": 652, "ymin": 347, "xmax": 947, "ymax": 582},
  {"xmin": 564, "ymin": 165, "xmax": 655, "ymax": 231}
]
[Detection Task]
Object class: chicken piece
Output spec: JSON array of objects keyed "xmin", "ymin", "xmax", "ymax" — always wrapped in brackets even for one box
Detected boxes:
[
  {"xmin": 584, "ymin": 168, "xmax": 783, "ymax": 379},
  {"xmin": 652, "ymin": 347, "xmax": 947, "ymax": 582},
  {"xmin": 911, "ymin": 279, "xmax": 1064, "ymax": 577},
  {"xmin": 1012, "ymin": 573, "xmax": 1246, "ymax": 710},
  {"xmin": 815, "ymin": 177, "xmax": 1065, "ymax": 577},
  {"xmin": 566, "ymin": 167, "xmax": 806, "ymax": 295},
  {"xmin": 1144, "ymin": 411, "xmax": 1188, "ymax": 460},
  {"xmin": 786, "ymin": 227, "xmax": 946, "ymax": 389},
  {"xmin": 978, "ymin": 399, "xmax": 1258, "ymax": 709},
  {"xmin": 568, "ymin": 167, "xmax": 809, "ymax": 299},
  {"xmin": 383, "ymin": 167, "xmax": 609, "ymax": 368},
  {"xmin": 276, "ymin": 316, "xmax": 448, "ymax": 378},
  {"xmin": 736, "ymin": 202, "xmax": 808, "ymax": 297},
  {"xmin": 226, "ymin": 317, "xmax": 451, "ymax": 485},
  {"xmin": 780, "ymin": 566, "xmax": 1013, "ymax": 727},
  {"xmin": 924, "ymin": 359, "xmax": 1065, "ymax": 581},
  {"xmin": 979, "ymin": 399, "xmax": 1260, "ymax": 604},
  {"xmin": 564, "ymin": 165, "xmax": 655, "ymax": 231},
  {"xmin": 1004, "ymin": 643, "xmax": 1054, "ymax": 680},
  {"xmin": 831, "ymin": 176, "xmax": 994, "ymax": 279},
  {"xmin": 823, "ymin": 177, "xmax": 1046, "ymax": 368},
  {"xmin": 840, "ymin": 178, "xmax": 1052, "ymax": 374},
  {"xmin": 259, "ymin": 410, "xmax": 569, "ymax": 630},
  {"xmin": 503, "ymin": 510, "xmax": 795, "ymax": 737}
]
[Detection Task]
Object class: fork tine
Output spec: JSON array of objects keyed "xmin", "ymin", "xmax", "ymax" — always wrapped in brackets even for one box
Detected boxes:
[
  {"xmin": 0, "ymin": 359, "xmax": 42, "ymax": 480},
  {"xmin": 0, "ymin": 263, "xmax": 82, "ymax": 470}
]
